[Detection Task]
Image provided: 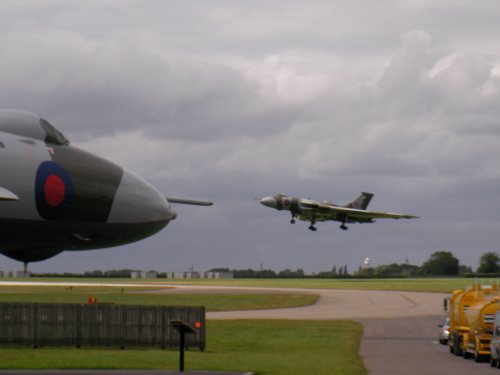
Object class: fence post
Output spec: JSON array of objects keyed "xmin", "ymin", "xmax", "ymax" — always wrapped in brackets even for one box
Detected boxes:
[
  {"xmin": 32, "ymin": 304, "xmax": 38, "ymax": 349},
  {"xmin": 76, "ymin": 304, "xmax": 81, "ymax": 348},
  {"xmin": 161, "ymin": 307, "xmax": 166, "ymax": 349},
  {"xmin": 121, "ymin": 305, "xmax": 126, "ymax": 350}
]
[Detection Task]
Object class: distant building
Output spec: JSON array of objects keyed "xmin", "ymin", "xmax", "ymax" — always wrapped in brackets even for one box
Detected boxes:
[
  {"xmin": 204, "ymin": 272, "xmax": 233, "ymax": 279},
  {"xmin": 130, "ymin": 271, "xmax": 157, "ymax": 279},
  {"xmin": 164, "ymin": 271, "xmax": 233, "ymax": 279}
]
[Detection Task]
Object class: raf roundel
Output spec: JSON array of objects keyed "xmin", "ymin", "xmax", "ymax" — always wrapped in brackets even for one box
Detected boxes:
[{"xmin": 35, "ymin": 161, "xmax": 74, "ymax": 220}]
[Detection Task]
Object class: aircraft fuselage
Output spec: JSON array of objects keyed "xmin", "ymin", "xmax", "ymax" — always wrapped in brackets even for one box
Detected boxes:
[{"xmin": 0, "ymin": 110, "xmax": 175, "ymax": 263}]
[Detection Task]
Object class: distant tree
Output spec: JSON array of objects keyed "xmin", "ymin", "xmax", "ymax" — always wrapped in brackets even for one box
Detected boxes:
[
  {"xmin": 331, "ymin": 266, "xmax": 337, "ymax": 275},
  {"xmin": 477, "ymin": 252, "xmax": 500, "ymax": 274},
  {"xmin": 278, "ymin": 269, "xmax": 293, "ymax": 278},
  {"xmin": 232, "ymin": 269, "xmax": 277, "ymax": 278},
  {"xmin": 420, "ymin": 251, "xmax": 459, "ymax": 276},
  {"xmin": 104, "ymin": 269, "xmax": 133, "ymax": 278},
  {"xmin": 458, "ymin": 265, "xmax": 473, "ymax": 275},
  {"xmin": 83, "ymin": 270, "xmax": 104, "ymax": 277},
  {"xmin": 355, "ymin": 267, "xmax": 375, "ymax": 277},
  {"xmin": 278, "ymin": 268, "xmax": 305, "ymax": 278},
  {"xmin": 343, "ymin": 265, "xmax": 349, "ymax": 276}
]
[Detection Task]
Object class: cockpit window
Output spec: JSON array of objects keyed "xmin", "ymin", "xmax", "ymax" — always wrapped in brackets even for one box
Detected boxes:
[{"xmin": 40, "ymin": 118, "xmax": 70, "ymax": 145}]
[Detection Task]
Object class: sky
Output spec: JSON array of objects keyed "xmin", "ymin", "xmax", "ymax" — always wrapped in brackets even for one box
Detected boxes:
[{"xmin": 1, "ymin": 0, "xmax": 500, "ymax": 274}]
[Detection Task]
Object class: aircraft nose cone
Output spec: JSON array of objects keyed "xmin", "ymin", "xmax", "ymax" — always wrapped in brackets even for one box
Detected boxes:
[
  {"xmin": 108, "ymin": 169, "xmax": 176, "ymax": 225},
  {"xmin": 260, "ymin": 196, "xmax": 277, "ymax": 209}
]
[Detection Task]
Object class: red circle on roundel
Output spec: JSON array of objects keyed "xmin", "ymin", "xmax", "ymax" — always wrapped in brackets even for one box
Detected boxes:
[{"xmin": 44, "ymin": 175, "xmax": 66, "ymax": 207}]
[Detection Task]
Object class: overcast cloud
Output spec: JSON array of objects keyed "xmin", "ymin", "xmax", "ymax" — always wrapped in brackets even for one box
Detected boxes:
[{"xmin": 1, "ymin": 0, "xmax": 500, "ymax": 274}]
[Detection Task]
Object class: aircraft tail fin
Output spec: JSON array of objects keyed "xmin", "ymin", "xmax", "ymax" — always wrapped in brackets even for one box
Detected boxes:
[{"xmin": 345, "ymin": 192, "xmax": 373, "ymax": 210}]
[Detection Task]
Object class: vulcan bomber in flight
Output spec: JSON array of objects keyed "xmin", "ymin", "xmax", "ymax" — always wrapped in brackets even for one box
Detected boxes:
[
  {"xmin": 260, "ymin": 192, "xmax": 418, "ymax": 231},
  {"xmin": 0, "ymin": 110, "xmax": 212, "ymax": 270}
]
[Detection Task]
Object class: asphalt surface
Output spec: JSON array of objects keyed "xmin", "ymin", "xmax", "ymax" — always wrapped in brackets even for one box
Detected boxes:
[{"xmin": 359, "ymin": 315, "xmax": 500, "ymax": 375}]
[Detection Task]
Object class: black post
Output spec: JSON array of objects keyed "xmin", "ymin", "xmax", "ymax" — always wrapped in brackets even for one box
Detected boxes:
[
  {"xmin": 169, "ymin": 320, "xmax": 196, "ymax": 373},
  {"xmin": 179, "ymin": 328, "xmax": 185, "ymax": 372}
]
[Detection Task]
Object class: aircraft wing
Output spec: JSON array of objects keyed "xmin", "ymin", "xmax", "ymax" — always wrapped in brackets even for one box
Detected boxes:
[
  {"xmin": 165, "ymin": 197, "xmax": 213, "ymax": 206},
  {"xmin": 300, "ymin": 201, "xmax": 418, "ymax": 220},
  {"xmin": 0, "ymin": 187, "xmax": 19, "ymax": 201},
  {"xmin": 341, "ymin": 208, "xmax": 419, "ymax": 220}
]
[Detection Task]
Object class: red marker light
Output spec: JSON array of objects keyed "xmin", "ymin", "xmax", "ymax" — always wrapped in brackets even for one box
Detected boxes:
[
  {"xmin": 195, "ymin": 321, "xmax": 202, "ymax": 329},
  {"xmin": 44, "ymin": 175, "xmax": 65, "ymax": 207}
]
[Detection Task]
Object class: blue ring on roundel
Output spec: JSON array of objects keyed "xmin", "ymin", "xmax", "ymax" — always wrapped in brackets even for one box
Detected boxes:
[{"xmin": 35, "ymin": 161, "xmax": 74, "ymax": 220}]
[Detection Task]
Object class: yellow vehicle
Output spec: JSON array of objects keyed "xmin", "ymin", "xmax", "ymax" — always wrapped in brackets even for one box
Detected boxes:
[
  {"xmin": 448, "ymin": 282, "xmax": 500, "ymax": 357},
  {"xmin": 462, "ymin": 297, "xmax": 500, "ymax": 362}
]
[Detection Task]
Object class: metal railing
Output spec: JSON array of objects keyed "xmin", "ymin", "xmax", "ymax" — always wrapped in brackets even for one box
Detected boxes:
[{"xmin": 0, "ymin": 303, "xmax": 205, "ymax": 350}]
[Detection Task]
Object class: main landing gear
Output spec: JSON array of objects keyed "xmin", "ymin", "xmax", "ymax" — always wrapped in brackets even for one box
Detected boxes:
[
  {"xmin": 308, "ymin": 221, "xmax": 317, "ymax": 231},
  {"xmin": 290, "ymin": 213, "xmax": 296, "ymax": 224},
  {"xmin": 340, "ymin": 224, "xmax": 348, "ymax": 230}
]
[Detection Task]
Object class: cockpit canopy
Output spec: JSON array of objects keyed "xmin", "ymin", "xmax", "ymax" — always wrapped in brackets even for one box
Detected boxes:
[{"xmin": 0, "ymin": 110, "xmax": 69, "ymax": 145}]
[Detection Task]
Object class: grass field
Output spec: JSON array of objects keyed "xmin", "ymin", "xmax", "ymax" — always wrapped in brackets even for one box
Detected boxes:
[
  {"xmin": 9, "ymin": 276, "xmax": 478, "ymax": 292},
  {"xmin": 0, "ymin": 320, "xmax": 365, "ymax": 375},
  {"xmin": 160, "ymin": 277, "xmax": 479, "ymax": 292},
  {"xmin": 170, "ymin": 278, "xmax": 482, "ymax": 293},
  {"xmin": 0, "ymin": 285, "xmax": 318, "ymax": 311}
]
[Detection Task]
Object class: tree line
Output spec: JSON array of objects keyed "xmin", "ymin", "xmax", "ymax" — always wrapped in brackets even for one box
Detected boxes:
[{"xmin": 29, "ymin": 251, "xmax": 500, "ymax": 279}]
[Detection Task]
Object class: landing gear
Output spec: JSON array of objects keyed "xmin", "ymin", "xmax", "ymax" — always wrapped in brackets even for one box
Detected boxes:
[
  {"xmin": 340, "ymin": 217, "xmax": 348, "ymax": 230},
  {"xmin": 308, "ymin": 220, "xmax": 317, "ymax": 231},
  {"xmin": 290, "ymin": 213, "xmax": 296, "ymax": 224}
]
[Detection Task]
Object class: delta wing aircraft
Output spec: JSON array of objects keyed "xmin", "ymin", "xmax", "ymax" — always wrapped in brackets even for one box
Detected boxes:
[
  {"xmin": 260, "ymin": 192, "xmax": 418, "ymax": 231},
  {"xmin": 0, "ymin": 110, "xmax": 212, "ymax": 270}
]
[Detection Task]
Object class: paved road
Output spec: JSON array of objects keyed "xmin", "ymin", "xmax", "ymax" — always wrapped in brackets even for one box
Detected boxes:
[{"xmin": 359, "ymin": 315, "xmax": 499, "ymax": 375}]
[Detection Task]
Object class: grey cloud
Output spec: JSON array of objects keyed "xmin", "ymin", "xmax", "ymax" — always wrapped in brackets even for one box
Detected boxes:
[{"xmin": 1, "ymin": 1, "xmax": 500, "ymax": 274}]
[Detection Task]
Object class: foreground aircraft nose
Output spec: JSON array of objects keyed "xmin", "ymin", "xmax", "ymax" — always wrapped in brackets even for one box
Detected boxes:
[
  {"xmin": 108, "ymin": 169, "xmax": 176, "ymax": 225},
  {"xmin": 260, "ymin": 196, "xmax": 278, "ymax": 209}
]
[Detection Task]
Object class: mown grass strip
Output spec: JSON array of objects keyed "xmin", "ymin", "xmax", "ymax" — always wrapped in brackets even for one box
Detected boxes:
[
  {"xmin": 3, "ymin": 277, "xmax": 476, "ymax": 292},
  {"xmin": 153, "ymin": 277, "xmax": 475, "ymax": 293},
  {"xmin": 0, "ymin": 287, "xmax": 318, "ymax": 311},
  {"xmin": 0, "ymin": 320, "xmax": 366, "ymax": 375}
]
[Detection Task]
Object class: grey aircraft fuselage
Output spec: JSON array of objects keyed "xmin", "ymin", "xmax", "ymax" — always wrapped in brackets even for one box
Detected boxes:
[
  {"xmin": 0, "ymin": 110, "xmax": 211, "ymax": 267},
  {"xmin": 260, "ymin": 192, "xmax": 418, "ymax": 231}
]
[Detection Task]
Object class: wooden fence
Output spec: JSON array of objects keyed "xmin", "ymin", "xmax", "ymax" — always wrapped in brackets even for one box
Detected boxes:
[{"xmin": 0, "ymin": 303, "xmax": 205, "ymax": 350}]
